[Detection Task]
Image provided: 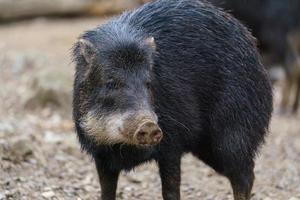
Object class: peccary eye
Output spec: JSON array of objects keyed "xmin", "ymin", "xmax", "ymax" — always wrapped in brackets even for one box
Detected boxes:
[
  {"xmin": 146, "ymin": 82, "xmax": 151, "ymax": 90},
  {"xmin": 102, "ymin": 97, "xmax": 115, "ymax": 108}
]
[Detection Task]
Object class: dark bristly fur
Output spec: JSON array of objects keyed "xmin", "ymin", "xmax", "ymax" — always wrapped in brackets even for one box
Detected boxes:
[
  {"xmin": 209, "ymin": 0, "xmax": 300, "ymax": 114},
  {"xmin": 209, "ymin": 0, "xmax": 300, "ymax": 66},
  {"xmin": 72, "ymin": 0, "xmax": 273, "ymax": 199}
]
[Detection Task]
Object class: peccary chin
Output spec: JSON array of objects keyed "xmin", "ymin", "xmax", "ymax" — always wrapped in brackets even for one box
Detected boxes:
[{"xmin": 74, "ymin": 23, "xmax": 161, "ymax": 145}]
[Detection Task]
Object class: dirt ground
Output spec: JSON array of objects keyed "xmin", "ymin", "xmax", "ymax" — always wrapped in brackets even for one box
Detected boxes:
[{"xmin": 0, "ymin": 17, "xmax": 299, "ymax": 200}]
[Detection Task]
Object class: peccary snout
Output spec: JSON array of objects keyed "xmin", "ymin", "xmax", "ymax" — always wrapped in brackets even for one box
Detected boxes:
[{"xmin": 134, "ymin": 121, "xmax": 163, "ymax": 145}]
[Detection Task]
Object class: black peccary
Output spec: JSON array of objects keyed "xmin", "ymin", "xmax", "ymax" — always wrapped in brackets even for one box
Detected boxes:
[
  {"xmin": 72, "ymin": 0, "xmax": 273, "ymax": 199},
  {"xmin": 209, "ymin": 0, "xmax": 300, "ymax": 113},
  {"xmin": 209, "ymin": 0, "xmax": 300, "ymax": 65}
]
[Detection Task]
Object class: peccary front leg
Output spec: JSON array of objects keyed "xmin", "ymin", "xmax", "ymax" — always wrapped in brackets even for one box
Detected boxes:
[
  {"xmin": 229, "ymin": 170, "xmax": 255, "ymax": 200},
  {"xmin": 158, "ymin": 155, "xmax": 181, "ymax": 200},
  {"xmin": 95, "ymin": 158, "xmax": 120, "ymax": 200}
]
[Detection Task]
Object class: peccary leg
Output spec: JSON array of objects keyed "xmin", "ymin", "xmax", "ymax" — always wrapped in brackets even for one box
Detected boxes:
[
  {"xmin": 196, "ymin": 144, "xmax": 255, "ymax": 200},
  {"xmin": 158, "ymin": 155, "xmax": 181, "ymax": 200},
  {"xmin": 292, "ymin": 77, "xmax": 300, "ymax": 113},
  {"xmin": 221, "ymin": 140, "xmax": 255, "ymax": 200},
  {"xmin": 229, "ymin": 171, "xmax": 255, "ymax": 200},
  {"xmin": 210, "ymin": 126, "xmax": 256, "ymax": 200},
  {"xmin": 280, "ymin": 76, "xmax": 293, "ymax": 112},
  {"xmin": 282, "ymin": 31, "xmax": 300, "ymax": 113},
  {"xmin": 95, "ymin": 159, "xmax": 119, "ymax": 200}
]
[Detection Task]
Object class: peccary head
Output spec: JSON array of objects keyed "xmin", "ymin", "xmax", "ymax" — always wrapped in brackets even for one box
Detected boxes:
[{"xmin": 72, "ymin": 23, "xmax": 162, "ymax": 146}]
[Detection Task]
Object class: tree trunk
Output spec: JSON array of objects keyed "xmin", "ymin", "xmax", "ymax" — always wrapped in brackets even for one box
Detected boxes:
[{"xmin": 0, "ymin": 0, "xmax": 143, "ymax": 21}]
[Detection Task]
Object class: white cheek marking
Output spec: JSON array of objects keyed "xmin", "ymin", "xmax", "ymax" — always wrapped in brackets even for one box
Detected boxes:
[
  {"xmin": 80, "ymin": 111, "xmax": 131, "ymax": 145},
  {"xmin": 106, "ymin": 114, "xmax": 125, "ymax": 137}
]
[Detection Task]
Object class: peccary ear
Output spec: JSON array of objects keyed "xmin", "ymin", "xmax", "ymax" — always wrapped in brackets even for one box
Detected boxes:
[
  {"xmin": 145, "ymin": 37, "xmax": 156, "ymax": 50},
  {"xmin": 78, "ymin": 39, "xmax": 97, "ymax": 64}
]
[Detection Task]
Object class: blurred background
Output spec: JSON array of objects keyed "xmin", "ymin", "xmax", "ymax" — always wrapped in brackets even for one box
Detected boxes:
[{"xmin": 0, "ymin": 0, "xmax": 299, "ymax": 199}]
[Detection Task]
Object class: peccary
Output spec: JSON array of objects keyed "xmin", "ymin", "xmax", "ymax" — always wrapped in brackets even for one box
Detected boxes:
[
  {"xmin": 209, "ymin": 0, "xmax": 300, "ymax": 113},
  {"xmin": 72, "ymin": 0, "xmax": 273, "ymax": 199}
]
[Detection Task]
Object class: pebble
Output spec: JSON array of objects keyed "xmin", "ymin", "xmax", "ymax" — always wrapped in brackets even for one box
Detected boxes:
[
  {"xmin": 41, "ymin": 190, "xmax": 55, "ymax": 198},
  {"xmin": 44, "ymin": 131, "xmax": 63, "ymax": 143},
  {"xmin": 126, "ymin": 176, "xmax": 142, "ymax": 184}
]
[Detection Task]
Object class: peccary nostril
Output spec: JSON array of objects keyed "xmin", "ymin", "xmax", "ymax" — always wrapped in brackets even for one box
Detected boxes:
[
  {"xmin": 150, "ymin": 130, "xmax": 163, "ymax": 143},
  {"xmin": 136, "ymin": 131, "xmax": 147, "ymax": 141},
  {"xmin": 134, "ymin": 121, "xmax": 163, "ymax": 145}
]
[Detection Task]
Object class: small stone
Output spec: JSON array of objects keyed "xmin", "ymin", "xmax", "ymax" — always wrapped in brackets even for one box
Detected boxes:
[
  {"xmin": 84, "ymin": 185, "xmax": 94, "ymax": 192},
  {"xmin": 126, "ymin": 176, "xmax": 142, "ymax": 184},
  {"xmin": 44, "ymin": 131, "xmax": 63, "ymax": 143},
  {"xmin": 41, "ymin": 191, "xmax": 55, "ymax": 198}
]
